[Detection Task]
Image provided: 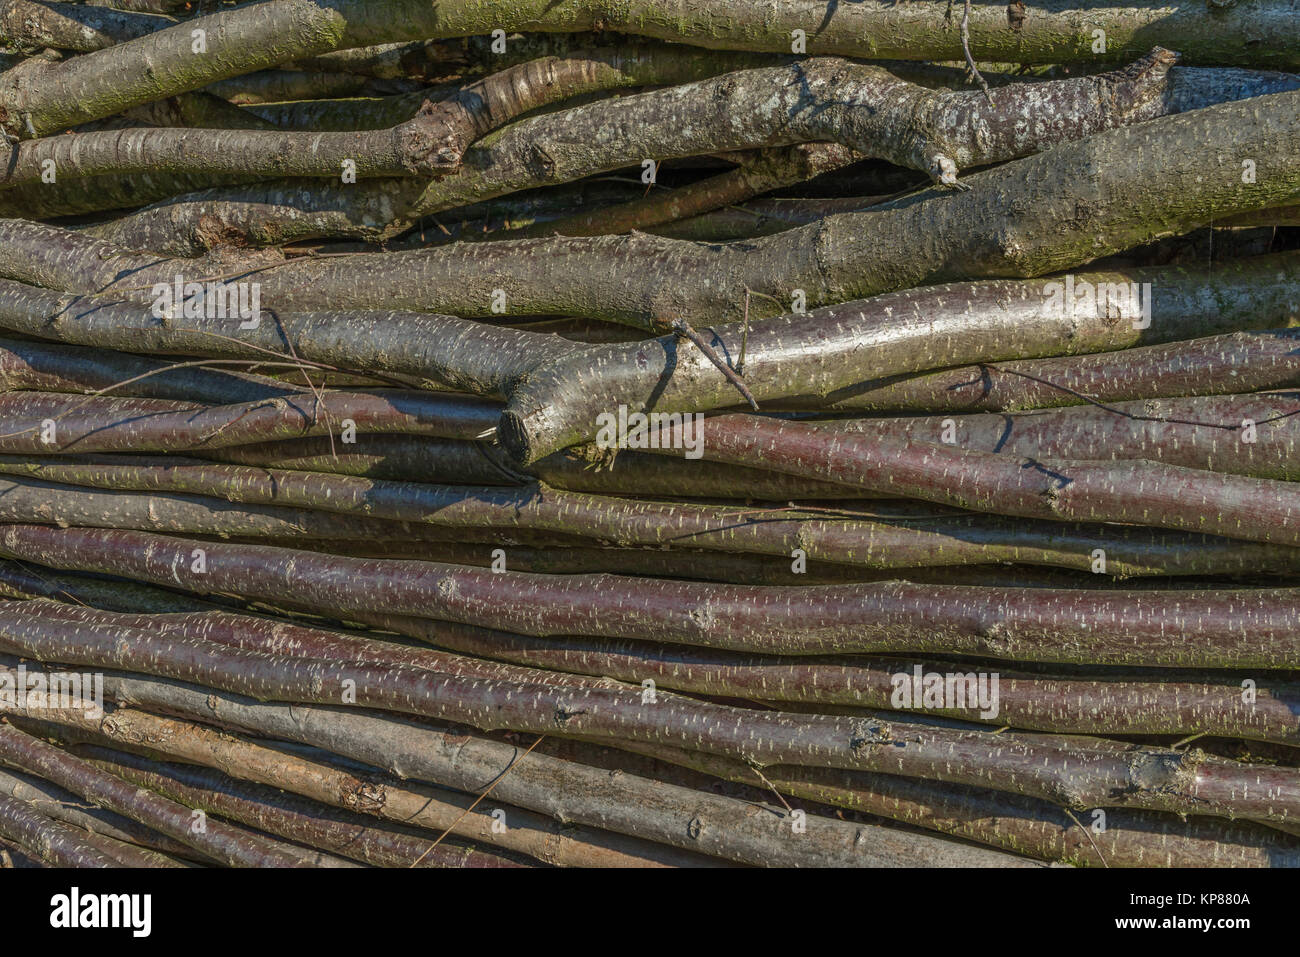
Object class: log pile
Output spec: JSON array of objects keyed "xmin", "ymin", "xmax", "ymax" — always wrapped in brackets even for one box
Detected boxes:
[{"xmin": 0, "ymin": 0, "xmax": 1298, "ymax": 868}]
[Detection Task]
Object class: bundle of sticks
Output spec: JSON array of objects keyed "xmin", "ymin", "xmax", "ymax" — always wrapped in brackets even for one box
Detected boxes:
[{"xmin": 0, "ymin": 0, "xmax": 1299, "ymax": 869}]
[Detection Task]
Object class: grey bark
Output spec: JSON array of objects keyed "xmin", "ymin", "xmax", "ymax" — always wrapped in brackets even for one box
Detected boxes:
[{"xmin": 68, "ymin": 662, "xmax": 1037, "ymax": 867}]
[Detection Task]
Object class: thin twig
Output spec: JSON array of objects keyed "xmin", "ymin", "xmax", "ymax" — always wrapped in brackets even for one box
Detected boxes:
[
  {"xmin": 410, "ymin": 734, "xmax": 545, "ymax": 867},
  {"xmin": 747, "ymin": 762, "xmax": 796, "ymax": 816},
  {"xmin": 1064, "ymin": 808, "xmax": 1109, "ymax": 868},
  {"xmin": 669, "ymin": 318, "xmax": 759, "ymax": 410},
  {"xmin": 961, "ymin": 0, "xmax": 994, "ymax": 102},
  {"xmin": 986, "ymin": 365, "xmax": 1300, "ymax": 430},
  {"xmin": 1172, "ymin": 731, "xmax": 1208, "ymax": 750},
  {"xmin": 0, "ymin": 358, "xmax": 313, "ymax": 441}
]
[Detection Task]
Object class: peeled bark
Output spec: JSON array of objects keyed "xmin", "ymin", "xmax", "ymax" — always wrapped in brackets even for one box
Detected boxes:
[
  {"xmin": 74, "ymin": 747, "xmax": 536, "ymax": 869},
  {"xmin": 48, "ymin": 709, "xmax": 704, "ymax": 867}
]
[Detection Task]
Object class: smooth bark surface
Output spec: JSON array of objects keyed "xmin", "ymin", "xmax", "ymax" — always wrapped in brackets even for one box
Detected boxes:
[
  {"xmin": 3, "ymin": 526, "xmax": 1299, "ymax": 666},
  {"xmin": 670, "ymin": 414, "xmax": 1300, "ymax": 548},
  {"xmin": 8, "ymin": 455, "xmax": 1300, "ymax": 577}
]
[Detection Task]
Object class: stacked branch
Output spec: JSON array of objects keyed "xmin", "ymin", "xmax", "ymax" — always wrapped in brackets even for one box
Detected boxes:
[{"xmin": 1, "ymin": 2, "xmax": 1299, "ymax": 870}]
